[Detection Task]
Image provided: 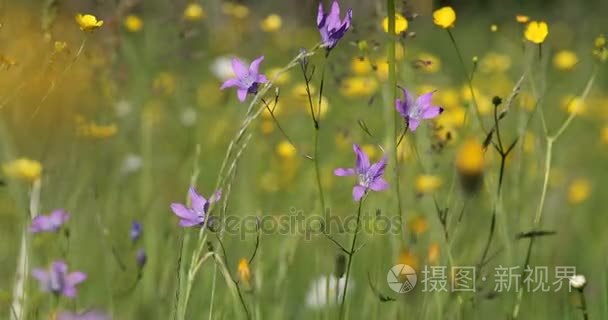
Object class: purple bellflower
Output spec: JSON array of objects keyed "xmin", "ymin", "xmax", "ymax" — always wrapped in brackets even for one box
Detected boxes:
[
  {"xmin": 220, "ymin": 56, "xmax": 268, "ymax": 102},
  {"xmin": 395, "ymin": 89, "xmax": 444, "ymax": 131},
  {"xmin": 136, "ymin": 248, "xmax": 147, "ymax": 268},
  {"xmin": 317, "ymin": 1, "xmax": 352, "ymax": 50},
  {"xmin": 334, "ymin": 144, "xmax": 389, "ymax": 201},
  {"xmin": 130, "ymin": 220, "xmax": 142, "ymax": 243},
  {"xmin": 170, "ymin": 187, "xmax": 221, "ymax": 227},
  {"xmin": 30, "ymin": 209, "xmax": 69, "ymax": 233},
  {"xmin": 31, "ymin": 261, "xmax": 86, "ymax": 298}
]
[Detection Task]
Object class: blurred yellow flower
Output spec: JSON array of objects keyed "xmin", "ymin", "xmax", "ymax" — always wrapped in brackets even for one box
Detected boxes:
[
  {"xmin": 408, "ymin": 215, "xmax": 428, "ymax": 235},
  {"xmin": 524, "ymin": 21, "xmax": 548, "ymax": 44},
  {"xmin": 75, "ymin": 14, "xmax": 103, "ymax": 32},
  {"xmin": 562, "ymin": 96, "xmax": 586, "ymax": 115},
  {"xmin": 3, "ymin": 158, "xmax": 42, "ymax": 182},
  {"xmin": 362, "ymin": 144, "xmax": 379, "ymax": 161},
  {"xmin": 601, "ymin": 126, "xmax": 608, "ymax": 145},
  {"xmin": 428, "ymin": 243, "xmax": 440, "ymax": 265},
  {"xmin": 223, "ymin": 3, "xmax": 249, "ymax": 19},
  {"xmin": 276, "ymin": 141, "xmax": 296, "ymax": 159},
  {"xmin": 262, "ymin": 100, "xmax": 283, "ymax": 118},
  {"xmin": 417, "ymin": 52, "xmax": 441, "ymax": 73},
  {"xmin": 553, "ymin": 50, "xmax": 578, "ymax": 70},
  {"xmin": 291, "ymin": 83, "xmax": 315, "ymax": 100},
  {"xmin": 436, "ymin": 89, "xmax": 460, "ymax": 110},
  {"xmin": 382, "ymin": 14, "xmax": 408, "ymax": 34},
  {"xmin": 184, "ymin": 3, "xmax": 205, "ymax": 21},
  {"xmin": 54, "ymin": 41, "xmax": 67, "ymax": 53},
  {"xmin": 153, "ymin": 72, "xmax": 176, "ymax": 96},
  {"xmin": 335, "ymin": 131, "xmax": 350, "ymax": 149},
  {"xmin": 78, "ymin": 122, "xmax": 118, "ymax": 139},
  {"xmin": 480, "ymin": 52, "xmax": 511, "ymax": 73},
  {"xmin": 260, "ymin": 120, "xmax": 274, "ymax": 135},
  {"xmin": 394, "ymin": 43, "xmax": 405, "ymax": 60},
  {"xmin": 124, "ymin": 15, "xmax": 143, "ymax": 32},
  {"xmin": 260, "ymin": 171, "xmax": 279, "ymax": 192},
  {"xmin": 516, "ymin": 14, "xmax": 530, "ymax": 24},
  {"xmin": 340, "ymin": 76, "xmax": 378, "ymax": 97},
  {"xmin": 397, "ymin": 248, "xmax": 419, "ymax": 271},
  {"xmin": 197, "ymin": 81, "xmax": 222, "ymax": 108},
  {"xmin": 303, "ymin": 96, "xmax": 330, "ymax": 119},
  {"xmin": 260, "ymin": 14, "xmax": 282, "ymax": 32},
  {"xmin": 415, "ymin": 175, "xmax": 442, "ymax": 194},
  {"xmin": 267, "ymin": 68, "xmax": 290, "ymax": 85},
  {"xmin": 375, "ymin": 60, "xmax": 389, "ymax": 80},
  {"xmin": 433, "ymin": 7, "xmax": 456, "ymax": 29},
  {"xmin": 237, "ymin": 258, "xmax": 251, "ymax": 285},
  {"xmin": 351, "ymin": 57, "xmax": 372, "ymax": 75},
  {"xmin": 490, "ymin": 24, "xmax": 498, "ymax": 32},
  {"xmin": 456, "ymin": 138, "xmax": 484, "ymax": 176},
  {"xmin": 595, "ymin": 35, "xmax": 606, "ymax": 48},
  {"xmin": 568, "ymin": 178, "xmax": 591, "ymax": 205},
  {"xmin": 523, "ymin": 131, "xmax": 536, "ymax": 153}
]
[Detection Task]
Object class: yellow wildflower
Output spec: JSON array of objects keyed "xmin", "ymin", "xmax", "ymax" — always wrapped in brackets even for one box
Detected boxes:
[
  {"xmin": 351, "ymin": 57, "xmax": 372, "ymax": 75},
  {"xmin": 568, "ymin": 178, "xmax": 591, "ymax": 205},
  {"xmin": 260, "ymin": 14, "xmax": 282, "ymax": 32},
  {"xmin": 3, "ymin": 158, "xmax": 42, "ymax": 182},
  {"xmin": 394, "ymin": 43, "xmax": 405, "ymax": 60},
  {"xmin": 562, "ymin": 96, "xmax": 586, "ymax": 115},
  {"xmin": 267, "ymin": 68, "xmax": 290, "ymax": 85},
  {"xmin": 523, "ymin": 131, "xmax": 536, "ymax": 154},
  {"xmin": 276, "ymin": 141, "xmax": 296, "ymax": 159},
  {"xmin": 237, "ymin": 258, "xmax": 251, "ymax": 285},
  {"xmin": 456, "ymin": 138, "xmax": 485, "ymax": 193},
  {"xmin": 291, "ymin": 83, "xmax": 315, "ymax": 100},
  {"xmin": 433, "ymin": 7, "xmax": 456, "ymax": 29},
  {"xmin": 415, "ymin": 175, "xmax": 442, "ymax": 194},
  {"xmin": 260, "ymin": 120, "xmax": 274, "ymax": 135},
  {"xmin": 75, "ymin": 14, "xmax": 103, "ymax": 32},
  {"xmin": 223, "ymin": 3, "xmax": 249, "ymax": 19},
  {"xmin": 184, "ymin": 3, "xmax": 205, "ymax": 21},
  {"xmin": 382, "ymin": 13, "xmax": 408, "ymax": 34},
  {"xmin": 417, "ymin": 52, "xmax": 441, "ymax": 73},
  {"xmin": 480, "ymin": 52, "xmax": 511, "ymax": 73},
  {"xmin": 408, "ymin": 215, "xmax": 428, "ymax": 235},
  {"xmin": 153, "ymin": 72, "xmax": 176, "ymax": 96},
  {"xmin": 428, "ymin": 243, "xmax": 440, "ymax": 265},
  {"xmin": 553, "ymin": 50, "xmax": 578, "ymax": 70},
  {"xmin": 340, "ymin": 76, "xmax": 378, "ymax": 97},
  {"xmin": 397, "ymin": 248, "xmax": 418, "ymax": 271},
  {"xmin": 124, "ymin": 14, "xmax": 143, "ymax": 32},
  {"xmin": 516, "ymin": 14, "xmax": 530, "ymax": 24},
  {"xmin": 596, "ymin": 35, "xmax": 606, "ymax": 48},
  {"xmin": 524, "ymin": 21, "xmax": 548, "ymax": 44},
  {"xmin": 304, "ymin": 96, "xmax": 330, "ymax": 119},
  {"xmin": 375, "ymin": 60, "xmax": 389, "ymax": 80},
  {"xmin": 490, "ymin": 24, "xmax": 498, "ymax": 32},
  {"xmin": 362, "ymin": 144, "xmax": 379, "ymax": 161}
]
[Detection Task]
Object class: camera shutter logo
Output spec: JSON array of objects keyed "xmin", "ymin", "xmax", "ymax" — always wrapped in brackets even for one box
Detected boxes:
[{"xmin": 387, "ymin": 264, "xmax": 417, "ymax": 293}]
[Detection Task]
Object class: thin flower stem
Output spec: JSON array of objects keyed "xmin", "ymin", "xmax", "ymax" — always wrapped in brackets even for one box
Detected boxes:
[
  {"xmin": 512, "ymin": 65, "xmax": 597, "ymax": 319},
  {"xmin": 386, "ymin": 0, "xmax": 404, "ymax": 242},
  {"xmin": 313, "ymin": 60, "xmax": 328, "ymax": 216},
  {"xmin": 578, "ymin": 288, "xmax": 589, "ymax": 320},
  {"xmin": 339, "ymin": 197, "xmax": 365, "ymax": 320},
  {"xmin": 446, "ymin": 29, "xmax": 486, "ymax": 132},
  {"xmin": 261, "ymin": 98, "xmax": 313, "ymax": 160}
]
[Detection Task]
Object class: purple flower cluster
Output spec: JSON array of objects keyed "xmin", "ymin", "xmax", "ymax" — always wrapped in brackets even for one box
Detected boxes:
[
  {"xmin": 32, "ymin": 260, "xmax": 86, "ymax": 298},
  {"xmin": 30, "ymin": 209, "xmax": 69, "ymax": 233},
  {"xmin": 334, "ymin": 144, "xmax": 389, "ymax": 201},
  {"xmin": 317, "ymin": 1, "xmax": 352, "ymax": 50}
]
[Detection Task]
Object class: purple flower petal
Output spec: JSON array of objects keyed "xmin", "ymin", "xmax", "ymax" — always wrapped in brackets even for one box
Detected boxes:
[
  {"xmin": 352, "ymin": 185, "xmax": 366, "ymax": 201},
  {"xmin": 316, "ymin": 2, "xmax": 325, "ymax": 27},
  {"xmin": 369, "ymin": 177, "xmax": 389, "ymax": 191},
  {"xmin": 237, "ymin": 88, "xmax": 248, "ymax": 101},
  {"xmin": 209, "ymin": 190, "xmax": 222, "ymax": 203},
  {"xmin": 368, "ymin": 156, "xmax": 387, "ymax": 178},
  {"xmin": 170, "ymin": 203, "xmax": 198, "ymax": 221},
  {"xmin": 31, "ymin": 268, "xmax": 49, "ymax": 282},
  {"xmin": 220, "ymin": 78, "xmax": 240, "ymax": 89},
  {"xmin": 67, "ymin": 272, "xmax": 87, "ymax": 286},
  {"xmin": 188, "ymin": 187, "xmax": 207, "ymax": 215},
  {"xmin": 352, "ymin": 144, "xmax": 370, "ymax": 173},
  {"xmin": 416, "ymin": 91, "xmax": 436, "ymax": 108},
  {"xmin": 179, "ymin": 219, "xmax": 201, "ymax": 227},
  {"xmin": 231, "ymin": 58, "xmax": 248, "ymax": 79},
  {"xmin": 334, "ymin": 168, "xmax": 355, "ymax": 176},
  {"xmin": 421, "ymin": 106, "xmax": 444, "ymax": 119},
  {"xmin": 249, "ymin": 56, "xmax": 264, "ymax": 74},
  {"xmin": 327, "ymin": 1, "xmax": 341, "ymax": 30},
  {"xmin": 257, "ymin": 74, "xmax": 268, "ymax": 84},
  {"xmin": 408, "ymin": 118, "xmax": 420, "ymax": 131}
]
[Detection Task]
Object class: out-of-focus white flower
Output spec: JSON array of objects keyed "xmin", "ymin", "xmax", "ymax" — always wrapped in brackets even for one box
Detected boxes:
[
  {"xmin": 121, "ymin": 154, "xmax": 142, "ymax": 174},
  {"xmin": 180, "ymin": 107, "xmax": 197, "ymax": 127},
  {"xmin": 115, "ymin": 100, "xmax": 133, "ymax": 118},
  {"xmin": 570, "ymin": 274, "xmax": 587, "ymax": 289},
  {"xmin": 210, "ymin": 56, "xmax": 237, "ymax": 81},
  {"xmin": 305, "ymin": 275, "xmax": 351, "ymax": 309}
]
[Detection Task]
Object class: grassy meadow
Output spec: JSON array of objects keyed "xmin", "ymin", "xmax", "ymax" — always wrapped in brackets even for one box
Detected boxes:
[{"xmin": 0, "ymin": 0, "xmax": 607, "ymax": 319}]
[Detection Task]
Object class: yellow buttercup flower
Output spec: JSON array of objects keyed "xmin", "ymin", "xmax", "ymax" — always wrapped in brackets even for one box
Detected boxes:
[
  {"xmin": 415, "ymin": 175, "xmax": 443, "ymax": 194},
  {"xmin": 260, "ymin": 120, "xmax": 274, "ymax": 135},
  {"xmin": 490, "ymin": 24, "xmax": 498, "ymax": 32},
  {"xmin": 75, "ymin": 14, "xmax": 103, "ymax": 32},
  {"xmin": 524, "ymin": 21, "xmax": 548, "ymax": 44},
  {"xmin": 382, "ymin": 13, "xmax": 408, "ymax": 34},
  {"xmin": 260, "ymin": 14, "xmax": 282, "ymax": 32},
  {"xmin": 78, "ymin": 122, "xmax": 118, "ymax": 139},
  {"xmin": 124, "ymin": 14, "xmax": 143, "ymax": 32},
  {"xmin": 562, "ymin": 95, "xmax": 586, "ymax": 115},
  {"xmin": 553, "ymin": 50, "xmax": 578, "ymax": 70},
  {"xmin": 456, "ymin": 138, "xmax": 485, "ymax": 193},
  {"xmin": 340, "ymin": 76, "xmax": 378, "ymax": 97},
  {"xmin": 433, "ymin": 7, "xmax": 456, "ymax": 29},
  {"xmin": 184, "ymin": 3, "xmax": 205, "ymax": 21},
  {"xmin": 397, "ymin": 248, "xmax": 419, "ymax": 271},
  {"xmin": 427, "ymin": 243, "xmax": 440, "ymax": 265},
  {"xmin": 351, "ymin": 57, "xmax": 372, "ymax": 75},
  {"xmin": 3, "ymin": 158, "xmax": 42, "ymax": 182},
  {"xmin": 223, "ymin": 3, "xmax": 249, "ymax": 19},
  {"xmin": 362, "ymin": 144, "xmax": 379, "ymax": 161},
  {"xmin": 276, "ymin": 141, "xmax": 296, "ymax": 159},
  {"xmin": 237, "ymin": 258, "xmax": 251, "ymax": 285},
  {"xmin": 568, "ymin": 178, "xmax": 591, "ymax": 205},
  {"xmin": 417, "ymin": 52, "xmax": 441, "ymax": 73},
  {"xmin": 408, "ymin": 215, "xmax": 428, "ymax": 235},
  {"xmin": 516, "ymin": 14, "xmax": 530, "ymax": 24}
]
